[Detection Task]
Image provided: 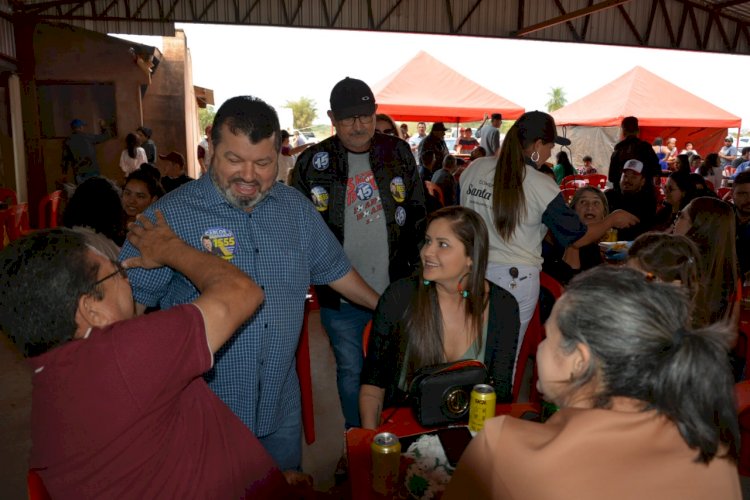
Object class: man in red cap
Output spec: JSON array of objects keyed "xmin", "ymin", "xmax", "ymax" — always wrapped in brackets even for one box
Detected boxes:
[{"xmin": 158, "ymin": 151, "xmax": 193, "ymax": 193}]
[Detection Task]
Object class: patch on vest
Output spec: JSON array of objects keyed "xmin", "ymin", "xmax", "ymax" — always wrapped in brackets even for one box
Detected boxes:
[
  {"xmin": 390, "ymin": 176, "xmax": 406, "ymax": 203},
  {"xmin": 312, "ymin": 152, "xmax": 330, "ymax": 171},
  {"xmin": 395, "ymin": 206, "xmax": 406, "ymax": 226},
  {"xmin": 311, "ymin": 185, "xmax": 329, "ymax": 212}
]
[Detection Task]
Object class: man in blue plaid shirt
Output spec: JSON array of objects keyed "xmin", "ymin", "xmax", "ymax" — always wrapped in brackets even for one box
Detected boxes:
[{"xmin": 120, "ymin": 96, "xmax": 379, "ymax": 471}]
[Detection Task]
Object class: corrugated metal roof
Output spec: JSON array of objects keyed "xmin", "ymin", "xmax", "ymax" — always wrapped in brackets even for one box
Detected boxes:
[{"xmin": 7, "ymin": 0, "xmax": 750, "ymax": 55}]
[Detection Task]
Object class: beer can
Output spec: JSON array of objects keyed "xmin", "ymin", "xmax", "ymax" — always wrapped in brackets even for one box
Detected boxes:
[
  {"xmin": 604, "ymin": 228, "xmax": 618, "ymax": 242},
  {"xmin": 371, "ymin": 432, "xmax": 401, "ymax": 495},
  {"xmin": 469, "ymin": 384, "xmax": 496, "ymax": 432}
]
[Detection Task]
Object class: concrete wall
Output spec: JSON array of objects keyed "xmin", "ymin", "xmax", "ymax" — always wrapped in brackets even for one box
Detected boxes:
[
  {"xmin": 142, "ymin": 29, "xmax": 201, "ymax": 179},
  {"xmin": 33, "ymin": 22, "xmax": 151, "ymax": 189}
]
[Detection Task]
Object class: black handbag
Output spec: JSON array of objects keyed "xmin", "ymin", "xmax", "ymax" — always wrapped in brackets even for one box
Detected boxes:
[{"xmin": 408, "ymin": 360, "xmax": 489, "ymax": 427}]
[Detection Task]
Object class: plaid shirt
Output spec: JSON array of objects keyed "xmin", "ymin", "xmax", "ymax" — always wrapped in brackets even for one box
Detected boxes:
[{"xmin": 120, "ymin": 174, "xmax": 351, "ymax": 436}]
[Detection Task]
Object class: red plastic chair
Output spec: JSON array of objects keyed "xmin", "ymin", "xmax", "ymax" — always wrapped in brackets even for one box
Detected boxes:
[
  {"xmin": 0, "ymin": 187, "xmax": 17, "ymax": 206},
  {"xmin": 38, "ymin": 190, "xmax": 63, "ymax": 229},
  {"xmin": 5, "ymin": 203, "xmax": 31, "ymax": 241},
  {"xmin": 27, "ymin": 469, "xmax": 52, "ymax": 500},
  {"xmin": 296, "ymin": 287, "xmax": 319, "ymax": 445},
  {"xmin": 582, "ymin": 174, "xmax": 607, "ymax": 189},
  {"xmin": 424, "ymin": 181, "xmax": 444, "ymax": 206},
  {"xmin": 560, "ymin": 175, "xmax": 583, "ymax": 188},
  {"xmin": 512, "ymin": 273, "xmax": 565, "ymax": 403}
]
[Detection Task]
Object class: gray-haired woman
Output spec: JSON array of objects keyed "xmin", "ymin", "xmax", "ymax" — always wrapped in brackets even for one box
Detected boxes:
[{"xmin": 446, "ymin": 265, "xmax": 740, "ymax": 500}]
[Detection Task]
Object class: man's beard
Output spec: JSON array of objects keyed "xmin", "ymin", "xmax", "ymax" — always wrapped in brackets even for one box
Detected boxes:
[{"xmin": 210, "ymin": 167, "xmax": 269, "ymax": 211}]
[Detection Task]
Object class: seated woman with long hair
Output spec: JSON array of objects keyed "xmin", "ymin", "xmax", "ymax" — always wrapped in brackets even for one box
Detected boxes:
[
  {"xmin": 672, "ymin": 196, "xmax": 739, "ymax": 327},
  {"xmin": 122, "ymin": 169, "xmax": 165, "ymax": 224},
  {"xmin": 652, "ymin": 170, "xmax": 697, "ymax": 231},
  {"xmin": 445, "ymin": 266, "xmax": 740, "ymax": 499},
  {"xmin": 359, "ymin": 206, "xmax": 520, "ymax": 429}
]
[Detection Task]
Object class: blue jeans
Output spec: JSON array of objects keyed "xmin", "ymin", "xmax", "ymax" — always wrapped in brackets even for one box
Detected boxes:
[
  {"xmin": 320, "ymin": 303, "xmax": 372, "ymax": 429},
  {"xmin": 259, "ymin": 403, "xmax": 302, "ymax": 471}
]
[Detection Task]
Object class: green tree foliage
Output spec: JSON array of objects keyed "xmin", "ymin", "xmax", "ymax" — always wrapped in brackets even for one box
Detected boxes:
[
  {"xmin": 198, "ymin": 106, "xmax": 216, "ymax": 134},
  {"xmin": 285, "ymin": 97, "xmax": 318, "ymax": 129},
  {"xmin": 546, "ymin": 87, "xmax": 567, "ymax": 112}
]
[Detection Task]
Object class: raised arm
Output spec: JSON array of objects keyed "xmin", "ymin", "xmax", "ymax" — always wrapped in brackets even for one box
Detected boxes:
[{"xmin": 123, "ymin": 211, "xmax": 263, "ymax": 353}]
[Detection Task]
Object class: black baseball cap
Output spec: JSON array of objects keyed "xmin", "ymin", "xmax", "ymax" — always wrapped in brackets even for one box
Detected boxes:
[
  {"xmin": 518, "ymin": 111, "xmax": 570, "ymax": 146},
  {"xmin": 329, "ymin": 77, "xmax": 376, "ymax": 120}
]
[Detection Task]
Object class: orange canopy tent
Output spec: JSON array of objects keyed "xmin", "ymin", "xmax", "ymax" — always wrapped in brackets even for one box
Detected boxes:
[
  {"xmin": 550, "ymin": 66, "xmax": 741, "ymax": 173},
  {"xmin": 372, "ymin": 51, "xmax": 525, "ymax": 123}
]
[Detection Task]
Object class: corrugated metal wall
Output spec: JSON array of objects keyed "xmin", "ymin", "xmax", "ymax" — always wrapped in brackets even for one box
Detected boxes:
[{"xmin": 0, "ymin": 0, "xmax": 15, "ymax": 65}]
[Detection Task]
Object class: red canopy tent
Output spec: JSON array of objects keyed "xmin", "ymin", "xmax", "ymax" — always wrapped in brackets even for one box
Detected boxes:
[
  {"xmin": 372, "ymin": 51, "xmax": 525, "ymax": 123},
  {"xmin": 550, "ymin": 66, "xmax": 741, "ymax": 174}
]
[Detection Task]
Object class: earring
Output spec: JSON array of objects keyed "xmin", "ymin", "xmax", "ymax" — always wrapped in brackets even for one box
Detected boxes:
[
  {"xmin": 457, "ymin": 273, "xmax": 471, "ymax": 298},
  {"xmin": 423, "ymin": 279, "xmax": 431, "ymax": 286},
  {"xmin": 530, "ymin": 150, "xmax": 540, "ymax": 163}
]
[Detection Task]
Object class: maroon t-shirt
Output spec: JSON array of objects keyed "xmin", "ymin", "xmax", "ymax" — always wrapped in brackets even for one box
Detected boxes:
[{"xmin": 29, "ymin": 304, "xmax": 288, "ymax": 499}]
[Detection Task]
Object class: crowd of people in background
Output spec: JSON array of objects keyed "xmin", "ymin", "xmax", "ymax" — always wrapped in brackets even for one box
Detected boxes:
[{"xmin": 2, "ymin": 76, "xmax": 749, "ymax": 498}]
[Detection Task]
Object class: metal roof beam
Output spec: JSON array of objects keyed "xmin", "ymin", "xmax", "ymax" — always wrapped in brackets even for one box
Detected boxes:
[
  {"xmin": 454, "ymin": 0, "xmax": 483, "ymax": 34},
  {"xmin": 375, "ymin": 0, "xmax": 402, "ymax": 33},
  {"xmin": 514, "ymin": 0, "xmax": 632, "ymax": 37},
  {"xmin": 552, "ymin": 0, "xmax": 583, "ymax": 41},
  {"xmin": 616, "ymin": 4, "xmax": 644, "ymax": 44}
]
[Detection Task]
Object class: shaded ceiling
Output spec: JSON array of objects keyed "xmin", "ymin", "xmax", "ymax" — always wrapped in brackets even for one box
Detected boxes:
[{"xmin": 6, "ymin": 0, "xmax": 750, "ymax": 56}]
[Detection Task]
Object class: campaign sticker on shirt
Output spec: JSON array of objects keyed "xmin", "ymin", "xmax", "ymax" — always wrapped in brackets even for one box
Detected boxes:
[
  {"xmin": 395, "ymin": 206, "xmax": 406, "ymax": 226},
  {"xmin": 201, "ymin": 227, "xmax": 236, "ymax": 261},
  {"xmin": 355, "ymin": 181, "xmax": 375, "ymax": 201},
  {"xmin": 390, "ymin": 177, "xmax": 406, "ymax": 203},
  {"xmin": 312, "ymin": 152, "xmax": 330, "ymax": 171},
  {"xmin": 311, "ymin": 185, "xmax": 329, "ymax": 212}
]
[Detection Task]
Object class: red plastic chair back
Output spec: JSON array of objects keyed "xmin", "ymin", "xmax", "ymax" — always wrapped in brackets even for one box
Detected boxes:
[
  {"xmin": 38, "ymin": 190, "xmax": 63, "ymax": 229},
  {"xmin": 27, "ymin": 469, "xmax": 52, "ymax": 500},
  {"xmin": 424, "ymin": 181, "xmax": 444, "ymax": 206},
  {"xmin": 0, "ymin": 187, "xmax": 17, "ymax": 206},
  {"xmin": 297, "ymin": 293, "xmax": 316, "ymax": 444},
  {"xmin": 5, "ymin": 203, "xmax": 30, "ymax": 241},
  {"xmin": 512, "ymin": 273, "xmax": 564, "ymax": 403},
  {"xmin": 362, "ymin": 320, "xmax": 373, "ymax": 357},
  {"xmin": 582, "ymin": 174, "xmax": 607, "ymax": 189},
  {"xmin": 560, "ymin": 175, "xmax": 582, "ymax": 188},
  {"xmin": 540, "ymin": 272, "xmax": 564, "ymax": 300}
]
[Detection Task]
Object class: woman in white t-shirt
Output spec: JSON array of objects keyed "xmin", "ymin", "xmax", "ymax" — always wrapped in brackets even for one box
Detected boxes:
[
  {"xmin": 460, "ymin": 111, "xmax": 638, "ymax": 353},
  {"xmin": 119, "ymin": 132, "xmax": 148, "ymax": 176}
]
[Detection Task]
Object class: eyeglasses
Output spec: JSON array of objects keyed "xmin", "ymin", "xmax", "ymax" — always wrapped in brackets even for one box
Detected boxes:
[
  {"xmin": 379, "ymin": 128, "xmax": 396, "ymax": 136},
  {"xmin": 338, "ymin": 114, "xmax": 374, "ymax": 127},
  {"xmin": 92, "ymin": 260, "xmax": 128, "ymax": 288}
]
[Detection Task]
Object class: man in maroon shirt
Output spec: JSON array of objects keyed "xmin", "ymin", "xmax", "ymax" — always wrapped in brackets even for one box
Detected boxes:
[{"xmin": 0, "ymin": 214, "xmax": 294, "ymax": 499}]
